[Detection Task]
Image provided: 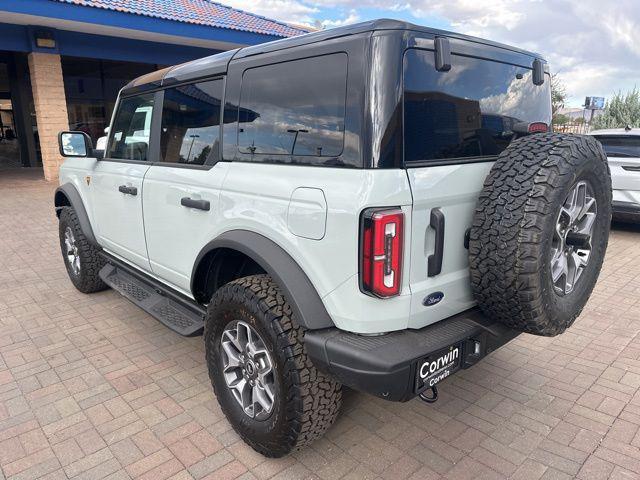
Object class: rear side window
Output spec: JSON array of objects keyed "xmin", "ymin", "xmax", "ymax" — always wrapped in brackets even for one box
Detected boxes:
[
  {"xmin": 106, "ymin": 93, "xmax": 155, "ymax": 162},
  {"xmin": 594, "ymin": 136, "xmax": 640, "ymax": 158},
  {"xmin": 403, "ymin": 49, "xmax": 552, "ymax": 164},
  {"xmin": 160, "ymin": 79, "xmax": 223, "ymax": 165},
  {"xmin": 238, "ymin": 53, "xmax": 347, "ymax": 160}
]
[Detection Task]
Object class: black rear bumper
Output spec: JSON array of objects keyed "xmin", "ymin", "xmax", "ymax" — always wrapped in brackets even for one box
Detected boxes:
[
  {"xmin": 305, "ymin": 309, "xmax": 519, "ymax": 402},
  {"xmin": 612, "ymin": 200, "xmax": 640, "ymax": 216}
]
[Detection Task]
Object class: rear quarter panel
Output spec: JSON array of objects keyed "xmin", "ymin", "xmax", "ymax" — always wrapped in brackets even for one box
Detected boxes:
[{"xmin": 219, "ymin": 162, "xmax": 413, "ymax": 333}]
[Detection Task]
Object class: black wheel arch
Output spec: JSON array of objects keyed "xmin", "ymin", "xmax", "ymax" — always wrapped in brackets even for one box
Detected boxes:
[
  {"xmin": 191, "ymin": 230, "xmax": 335, "ymax": 330},
  {"xmin": 54, "ymin": 183, "xmax": 98, "ymax": 247}
]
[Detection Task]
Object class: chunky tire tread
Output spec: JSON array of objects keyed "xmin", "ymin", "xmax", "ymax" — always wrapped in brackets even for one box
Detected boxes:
[
  {"xmin": 469, "ymin": 133, "xmax": 612, "ymax": 336},
  {"xmin": 58, "ymin": 207, "xmax": 108, "ymax": 294},
  {"xmin": 205, "ymin": 274, "xmax": 341, "ymax": 457}
]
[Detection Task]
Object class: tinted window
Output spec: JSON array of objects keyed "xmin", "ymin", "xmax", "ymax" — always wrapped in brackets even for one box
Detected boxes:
[
  {"xmin": 403, "ymin": 50, "xmax": 552, "ymax": 163},
  {"xmin": 106, "ymin": 93, "xmax": 154, "ymax": 161},
  {"xmin": 594, "ymin": 136, "xmax": 640, "ymax": 158},
  {"xmin": 238, "ymin": 54, "xmax": 347, "ymax": 159},
  {"xmin": 160, "ymin": 80, "xmax": 223, "ymax": 165}
]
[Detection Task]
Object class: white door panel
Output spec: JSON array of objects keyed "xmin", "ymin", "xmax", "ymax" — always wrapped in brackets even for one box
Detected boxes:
[
  {"xmin": 91, "ymin": 161, "xmax": 151, "ymax": 270},
  {"xmin": 143, "ymin": 163, "xmax": 230, "ymax": 293}
]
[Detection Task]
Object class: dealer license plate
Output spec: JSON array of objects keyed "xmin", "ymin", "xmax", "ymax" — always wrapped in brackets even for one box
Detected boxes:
[{"xmin": 416, "ymin": 343, "xmax": 462, "ymax": 392}]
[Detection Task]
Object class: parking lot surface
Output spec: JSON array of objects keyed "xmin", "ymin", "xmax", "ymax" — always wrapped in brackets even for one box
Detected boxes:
[{"xmin": 1, "ymin": 169, "xmax": 640, "ymax": 480}]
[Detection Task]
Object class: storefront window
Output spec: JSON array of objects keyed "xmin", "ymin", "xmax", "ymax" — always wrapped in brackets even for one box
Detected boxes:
[{"xmin": 62, "ymin": 57, "xmax": 161, "ymax": 145}]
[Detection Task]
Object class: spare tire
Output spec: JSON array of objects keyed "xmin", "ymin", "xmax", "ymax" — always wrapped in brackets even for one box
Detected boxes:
[{"xmin": 469, "ymin": 133, "xmax": 611, "ymax": 336}]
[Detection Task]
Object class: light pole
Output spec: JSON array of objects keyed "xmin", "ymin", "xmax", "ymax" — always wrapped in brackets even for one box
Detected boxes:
[
  {"xmin": 186, "ymin": 134, "xmax": 200, "ymax": 162},
  {"xmin": 287, "ymin": 128, "xmax": 308, "ymax": 154}
]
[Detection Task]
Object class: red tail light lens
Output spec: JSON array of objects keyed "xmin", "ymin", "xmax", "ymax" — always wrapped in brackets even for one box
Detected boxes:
[
  {"xmin": 361, "ymin": 208, "xmax": 404, "ymax": 298},
  {"xmin": 528, "ymin": 122, "xmax": 548, "ymax": 133}
]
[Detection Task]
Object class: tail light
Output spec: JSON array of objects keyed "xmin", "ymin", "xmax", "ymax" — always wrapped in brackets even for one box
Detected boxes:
[
  {"xmin": 361, "ymin": 208, "xmax": 404, "ymax": 298},
  {"xmin": 528, "ymin": 122, "xmax": 548, "ymax": 133}
]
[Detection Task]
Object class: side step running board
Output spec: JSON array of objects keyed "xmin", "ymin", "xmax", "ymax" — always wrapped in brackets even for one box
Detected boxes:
[{"xmin": 99, "ymin": 263, "xmax": 205, "ymax": 336}]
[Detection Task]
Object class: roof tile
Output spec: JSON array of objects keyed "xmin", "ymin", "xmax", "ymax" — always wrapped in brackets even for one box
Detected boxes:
[{"xmin": 52, "ymin": 0, "xmax": 308, "ymax": 38}]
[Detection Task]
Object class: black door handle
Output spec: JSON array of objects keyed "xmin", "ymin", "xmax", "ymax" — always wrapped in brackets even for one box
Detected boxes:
[
  {"xmin": 118, "ymin": 185, "xmax": 137, "ymax": 196},
  {"xmin": 181, "ymin": 197, "xmax": 210, "ymax": 211},
  {"xmin": 428, "ymin": 207, "xmax": 445, "ymax": 277}
]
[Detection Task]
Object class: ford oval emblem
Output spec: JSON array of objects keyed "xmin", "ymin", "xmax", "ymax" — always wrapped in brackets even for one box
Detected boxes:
[{"xmin": 423, "ymin": 291, "xmax": 444, "ymax": 307}]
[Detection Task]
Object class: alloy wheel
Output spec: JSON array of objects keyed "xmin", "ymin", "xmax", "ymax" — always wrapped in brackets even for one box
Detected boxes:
[
  {"xmin": 220, "ymin": 321, "xmax": 276, "ymax": 420},
  {"xmin": 551, "ymin": 181, "xmax": 597, "ymax": 295},
  {"xmin": 64, "ymin": 227, "xmax": 81, "ymax": 276}
]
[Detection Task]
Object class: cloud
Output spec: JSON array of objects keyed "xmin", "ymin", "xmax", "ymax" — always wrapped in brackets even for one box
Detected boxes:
[
  {"xmin": 218, "ymin": 0, "xmax": 639, "ymax": 106},
  {"xmin": 407, "ymin": 0, "xmax": 640, "ymax": 105},
  {"xmin": 321, "ymin": 10, "xmax": 361, "ymax": 29},
  {"xmin": 219, "ymin": 0, "xmax": 318, "ymax": 24}
]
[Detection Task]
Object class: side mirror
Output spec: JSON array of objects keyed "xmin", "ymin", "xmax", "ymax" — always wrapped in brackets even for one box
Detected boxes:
[{"xmin": 58, "ymin": 131, "xmax": 94, "ymax": 158}]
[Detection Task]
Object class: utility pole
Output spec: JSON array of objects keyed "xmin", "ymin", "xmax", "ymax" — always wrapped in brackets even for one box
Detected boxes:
[{"xmin": 287, "ymin": 128, "xmax": 308, "ymax": 154}]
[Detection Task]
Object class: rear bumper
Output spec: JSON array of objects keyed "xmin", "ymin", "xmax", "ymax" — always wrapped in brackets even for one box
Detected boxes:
[
  {"xmin": 305, "ymin": 308, "xmax": 519, "ymax": 402},
  {"xmin": 612, "ymin": 200, "xmax": 640, "ymax": 216}
]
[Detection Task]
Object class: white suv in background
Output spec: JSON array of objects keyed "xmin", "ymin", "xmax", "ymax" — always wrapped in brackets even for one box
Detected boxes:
[{"xmin": 590, "ymin": 127, "xmax": 640, "ymax": 222}]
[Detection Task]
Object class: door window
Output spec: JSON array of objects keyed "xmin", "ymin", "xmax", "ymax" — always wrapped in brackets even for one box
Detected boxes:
[
  {"xmin": 238, "ymin": 53, "xmax": 347, "ymax": 161},
  {"xmin": 159, "ymin": 79, "xmax": 223, "ymax": 165},
  {"xmin": 106, "ymin": 93, "xmax": 155, "ymax": 162}
]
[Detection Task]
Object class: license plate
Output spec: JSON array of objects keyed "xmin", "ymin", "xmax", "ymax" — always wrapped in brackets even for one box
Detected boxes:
[{"xmin": 416, "ymin": 343, "xmax": 462, "ymax": 392}]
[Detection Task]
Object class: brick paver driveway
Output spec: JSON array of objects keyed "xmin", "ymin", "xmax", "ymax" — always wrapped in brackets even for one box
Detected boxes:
[{"xmin": 1, "ymin": 169, "xmax": 640, "ymax": 480}]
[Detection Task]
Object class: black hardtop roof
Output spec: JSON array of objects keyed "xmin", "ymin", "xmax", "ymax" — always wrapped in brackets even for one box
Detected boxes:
[{"xmin": 122, "ymin": 19, "xmax": 545, "ymax": 95}]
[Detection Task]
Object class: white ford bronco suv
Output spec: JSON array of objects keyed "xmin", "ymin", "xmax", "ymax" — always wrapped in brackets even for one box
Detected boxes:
[{"xmin": 55, "ymin": 20, "xmax": 612, "ymax": 457}]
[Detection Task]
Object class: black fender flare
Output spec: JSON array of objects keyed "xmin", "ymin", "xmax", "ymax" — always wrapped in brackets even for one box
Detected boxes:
[
  {"xmin": 54, "ymin": 183, "xmax": 98, "ymax": 246},
  {"xmin": 192, "ymin": 230, "xmax": 335, "ymax": 330}
]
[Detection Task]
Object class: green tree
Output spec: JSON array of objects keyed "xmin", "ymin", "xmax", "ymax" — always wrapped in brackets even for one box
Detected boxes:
[
  {"xmin": 553, "ymin": 113, "xmax": 570, "ymax": 125},
  {"xmin": 193, "ymin": 145, "xmax": 211, "ymax": 165},
  {"xmin": 551, "ymin": 73, "xmax": 567, "ymax": 116},
  {"xmin": 592, "ymin": 88, "xmax": 640, "ymax": 129}
]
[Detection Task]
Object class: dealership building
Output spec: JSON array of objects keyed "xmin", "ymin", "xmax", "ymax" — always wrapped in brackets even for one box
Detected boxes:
[{"xmin": 0, "ymin": 0, "xmax": 306, "ymax": 180}]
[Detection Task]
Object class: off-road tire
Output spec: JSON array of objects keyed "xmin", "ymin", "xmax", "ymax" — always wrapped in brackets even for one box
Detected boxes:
[
  {"xmin": 204, "ymin": 274, "xmax": 342, "ymax": 457},
  {"xmin": 58, "ymin": 207, "xmax": 108, "ymax": 293},
  {"xmin": 469, "ymin": 133, "xmax": 612, "ymax": 336}
]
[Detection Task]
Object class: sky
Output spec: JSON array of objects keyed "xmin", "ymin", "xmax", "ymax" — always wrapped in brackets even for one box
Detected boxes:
[{"xmin": 219, "ymin": 0, "xmax": 640, "ymax": 108}]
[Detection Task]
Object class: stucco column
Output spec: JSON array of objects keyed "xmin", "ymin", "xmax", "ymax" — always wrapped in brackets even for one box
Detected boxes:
[{"xmin": 28, "ymin": 52, "xmax": 69, "ymax": 181}]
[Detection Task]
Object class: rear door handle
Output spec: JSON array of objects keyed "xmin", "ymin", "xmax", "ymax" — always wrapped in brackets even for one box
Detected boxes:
[
  {"xmin": 118, "ymin": 185, "xmax": 137, "ymax": 196},
  {"xmin": 428, "ymin": 207, "xmax": 445, "ymax": 277},
  {"xmin": 181, "ymin": 197, "xmax": 210, "ymax": 211}
]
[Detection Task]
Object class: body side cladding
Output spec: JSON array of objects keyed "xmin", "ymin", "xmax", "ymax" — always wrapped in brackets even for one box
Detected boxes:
[
  {"xmin": 191, "ymin": 230, "xmax": 334, "ymax": 330},
  {"xmin": 54, "ymin": 183, "xmax": 98, "ymax": 246}
]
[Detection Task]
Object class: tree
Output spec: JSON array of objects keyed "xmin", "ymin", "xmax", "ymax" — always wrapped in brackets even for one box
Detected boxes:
[
  {"xmin": 592, "ymin": 88, "xmax": 640, "ymax": 130},
  {"xmin": 551, "ymin": 73, "xmax": 567, "ymax": 116},
  {"xmin": 193, "ymin": 145, "xmax": 211, "ymax": 165},
  {"xmin": 551, "ymin": 73, "xmax": 569, "ymax": 128}
]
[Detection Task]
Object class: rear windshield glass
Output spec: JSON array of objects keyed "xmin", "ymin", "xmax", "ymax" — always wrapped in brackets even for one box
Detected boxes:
[
  {"xmin": 594, "ymin": 136, "xmax": 640, "ymax": 158},
  {"xmin": 403, "ymin": 49, "xmax": 552, "ymax": 164}
]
